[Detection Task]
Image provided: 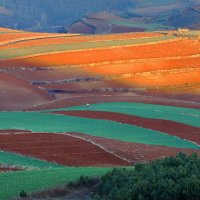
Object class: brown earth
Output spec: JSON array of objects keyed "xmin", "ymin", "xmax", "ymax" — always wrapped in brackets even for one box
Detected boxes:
[
  {"xmin": 0, "ymin": 132, "xmax": 130, "ymax": 166},
  {"xmin": 0, "ymin": 72, "xmax": 53, "ymax": 111},
  {"xmin": 28, "ymin": 92, "xmax": 200, "ymax": 111},
  {"xmin": 69, "ymin": 132, "xmax": 200, "ymax": 163},
  {"xmin": 53, "ymin": 110, "xmax": 200, "ymax": 145}
]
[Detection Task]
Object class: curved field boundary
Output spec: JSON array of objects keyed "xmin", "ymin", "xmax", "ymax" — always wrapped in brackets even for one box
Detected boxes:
[
  {"xmin": 83, "ymin": 55, "xmax": 200, "ymax": 76},
  {"xmin": 0, "ymin": 150, "xmax": 60, "ymax": 169},
  {"xmin": 0, "ymin": 111, "xmax": 198, "ymax": 149},
  {"xmin": 0, "ymin": 32, "xmax": 76, "ymax": 45},
  {"xmin": 0, "ymin": 132, "xmax": 130, "ymax": 166},
  {"xmin": 0, "ymin": 167, "xmax": 111, "ymax": 200},
  {"xmin": 68, "ymin": 132, "xmax": 200, "ymax": 163},
  {"xmin": 0, "ymin": 35, "xmax": 176, "ymax": 59},
  {"xmin": 0, "ymin": 32, "xmax": 164, "ymax": 49},
  {"xmin": 0, "ymin": 34, "xmax": 79, "ymax": 47},
  {"xmin": 2, "ymin": 38, "xmax": 198, "ymax": 68},
  {"xmin": 56, "ymin": 102, "xmax": 200, "ymax": 128},
  {"xmin": 56, "ymin": 110, "xmax": 200, "ymax": 145},
  {"xmin": 28, "ymin": 93, "xmax": 200, "ymax": 111}
]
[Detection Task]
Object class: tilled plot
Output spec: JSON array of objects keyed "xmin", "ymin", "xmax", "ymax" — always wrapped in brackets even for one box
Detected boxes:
[{"xmin": 0, "ymin": 132, "xmax": 130, "ymax": 167}]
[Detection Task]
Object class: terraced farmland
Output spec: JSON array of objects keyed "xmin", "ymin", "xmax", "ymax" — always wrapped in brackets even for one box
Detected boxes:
[{"xmin": 0, "ymin": 28, "xmax": 200, "ymax": 199}]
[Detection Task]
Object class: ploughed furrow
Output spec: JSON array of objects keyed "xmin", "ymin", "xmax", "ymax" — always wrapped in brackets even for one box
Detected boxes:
[
  {"xmin": 0, "ymin": 32, "xmax": 163, "ymax": 49},
  {"xmin": 53, "ymin": 110, "xmax": 200, "ymax": 145},
  {"xmin": 68, "ymin": 132, "xmax": 200, "ymax": 163},
  {"xmin": 0, "ymin": 132, "xmax": 130, "ymax": 167},
  {"xmin": 1, "ymin": 38, "xmax": 198, "ymax": 67},
  {"xmin": 83, "ymin": 55, "xmax": 200, "ymax": 76}
]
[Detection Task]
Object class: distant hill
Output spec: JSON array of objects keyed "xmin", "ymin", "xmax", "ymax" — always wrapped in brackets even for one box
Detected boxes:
[{"xmin": 0, "ymin": 0, "xmax": 199, "ymax": 32}]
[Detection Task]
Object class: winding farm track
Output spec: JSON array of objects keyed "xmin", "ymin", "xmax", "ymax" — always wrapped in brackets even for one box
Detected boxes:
[
  {"xmin": 53, "ymin": 110, "xmax": 200, "ymax": 145},
  {"xmin": 0, "ymin": 132, "xmax": 130, "ymax": 166}
]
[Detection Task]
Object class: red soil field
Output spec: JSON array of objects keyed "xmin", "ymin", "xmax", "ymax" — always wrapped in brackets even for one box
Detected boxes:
[
  {"xmin": 6, "ymin": 67, "xmax": 91, "ymax": 82},
  {"xmin": 0, "ymin": 32, "xmax": 163, "ymax": 49},
  {"xmin": 0, "ymin": 72, "xmax": 52, "ymax": 111},
  {"xmin": 82, "ymin": 18, "xmax": 110, "ymax": 34},
  {"xmin": 0, "ymin": 132, "xmax": 130, "ymax": 166},
  {"xmin": 1, "ymin": 38, "xmax": 198, "ymax": 68},
  {"xmin": 28, "ymin": 92, "xmax": 200, "ymax": 111},
  {"xmin": 53, "ymin": 110, "xmax": 200, "ymax": 145},
  {"xmin": 68, "ymin": 21, "xmax": 95, "ymax": 34},
  {"xmin": 69, "ymin": 132, "xmax": 200, "ymax": 163},
  {"xmin": 110, "ymin": 25, "xmax": 146, "ymax": 33}
]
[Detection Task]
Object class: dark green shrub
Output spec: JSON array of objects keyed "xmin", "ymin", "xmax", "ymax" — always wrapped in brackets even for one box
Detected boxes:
[{"xmin": 93, "ymin": 153, "xmax": 200, "ymax": 200}]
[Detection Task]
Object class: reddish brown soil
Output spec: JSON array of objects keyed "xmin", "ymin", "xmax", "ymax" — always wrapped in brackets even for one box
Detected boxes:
[
  {"xmin": 53, "ymin": 110, "xmax": 200, "ymax": 145},
  {"xmin": 0, "ymin": 72, "xmax": 53, "ymax": 111},
  {"xmin": 0, "ymin": 167, "xmax": 22, "ymax": 172},
  {"xmin": 69, "ymin": 133, "xmax": 200, "ymax": 163},
  {"xmin": 0, "ymin": 133, "xmax": 130, "ymax": 166},
  {"xmin": 68, "ymin": 21, "xmax": 95, "ymax": 34},
  {"xmin": 110, "ymin": 25, "xmax": 146, "ymax": 33},
  {"xmin": 28, "ymin": 92, "xmax": 200, "ymax": 111}
]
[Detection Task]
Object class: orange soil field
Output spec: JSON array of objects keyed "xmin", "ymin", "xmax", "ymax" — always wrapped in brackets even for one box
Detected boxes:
[
  {"xmin": 68, "ymin": 133, "xmax": 200, "ymax": 163},
  {"xmin": 83, "ymin": 55, "xmax": 200, "ymax": 75},
  {"xmin": 0, "ymin": 32, "xmax": 163, "ymax": 49},
  {"xmin": 1, "ymin": 38, "xmax": 198, "ymax": 68},
  {"xmin": 0, "ymin": 132, "xmax": 130, "ymax": 166},
  {"xmin": 119, "ymin": 68, "xmax": 200, "ymax": 88}
]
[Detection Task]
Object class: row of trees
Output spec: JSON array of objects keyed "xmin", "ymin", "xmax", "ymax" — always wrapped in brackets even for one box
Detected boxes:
[{"xmin": 93, "ymin": 153, "xmax": 200, "ymax": 200}]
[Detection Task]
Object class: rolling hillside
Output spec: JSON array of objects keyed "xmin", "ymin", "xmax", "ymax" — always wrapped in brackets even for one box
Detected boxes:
[
  {"xmin": 1, "ymin": 28, "xmax": 200, "ymax": 199},
  {"xmin": 0, "ymin": 28, "xmax": 200, "ymax": 110},
  {"xmin": 0, "ymin": 0, "xmax": 199, "ymax": 32}
]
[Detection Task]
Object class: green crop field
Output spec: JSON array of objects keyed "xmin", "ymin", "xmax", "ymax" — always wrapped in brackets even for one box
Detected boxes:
[
  {"xmin": 0, "ymin": 111, "xmax": 198, "ymax": 149},
  {"xmin": 0, "ymin": 167, "xmax": 112, "ymax": 200},
  {"xmin": 110, "ymin": 20, "xmax": 171, "ymax": 31},
  {"xmin": 0, "ymin": 35, "xmax": 176, "ymax": 59},
  {"xmin": 0, "ymin": 150, "xmax": 61, "ymax": 169},
  {"xmin": 53, "ymin": 102, "xmax": 200, "ymax": 129}
]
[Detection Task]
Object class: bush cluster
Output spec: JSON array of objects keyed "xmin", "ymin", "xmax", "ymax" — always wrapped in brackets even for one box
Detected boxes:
[{"xmin": 93, "ymin": 153, "xmax": 200, "ymax": 200}]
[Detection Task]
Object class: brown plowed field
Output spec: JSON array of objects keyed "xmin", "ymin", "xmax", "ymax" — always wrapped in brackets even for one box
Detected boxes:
[
  {"xmin": 0, "ymin": 72, "xmax": 53, "ymax": 110},
  {"xmin": 0, "ymin": 133, "xmax": 130, "ymax": 166},
  {"xmin": 110, "ymin": 25, "xmax": 146, "ymax": 33},
  {"xmin": 28, "ymin": 92, "xmax": 200, "ymax": 111},
  {"xmin": 53, "ymin": 110, "xmax": 200, "ymax": 145},
  {"xmin": 69, "ymin": 133, "xmax": 200, "ymax": 163}
]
